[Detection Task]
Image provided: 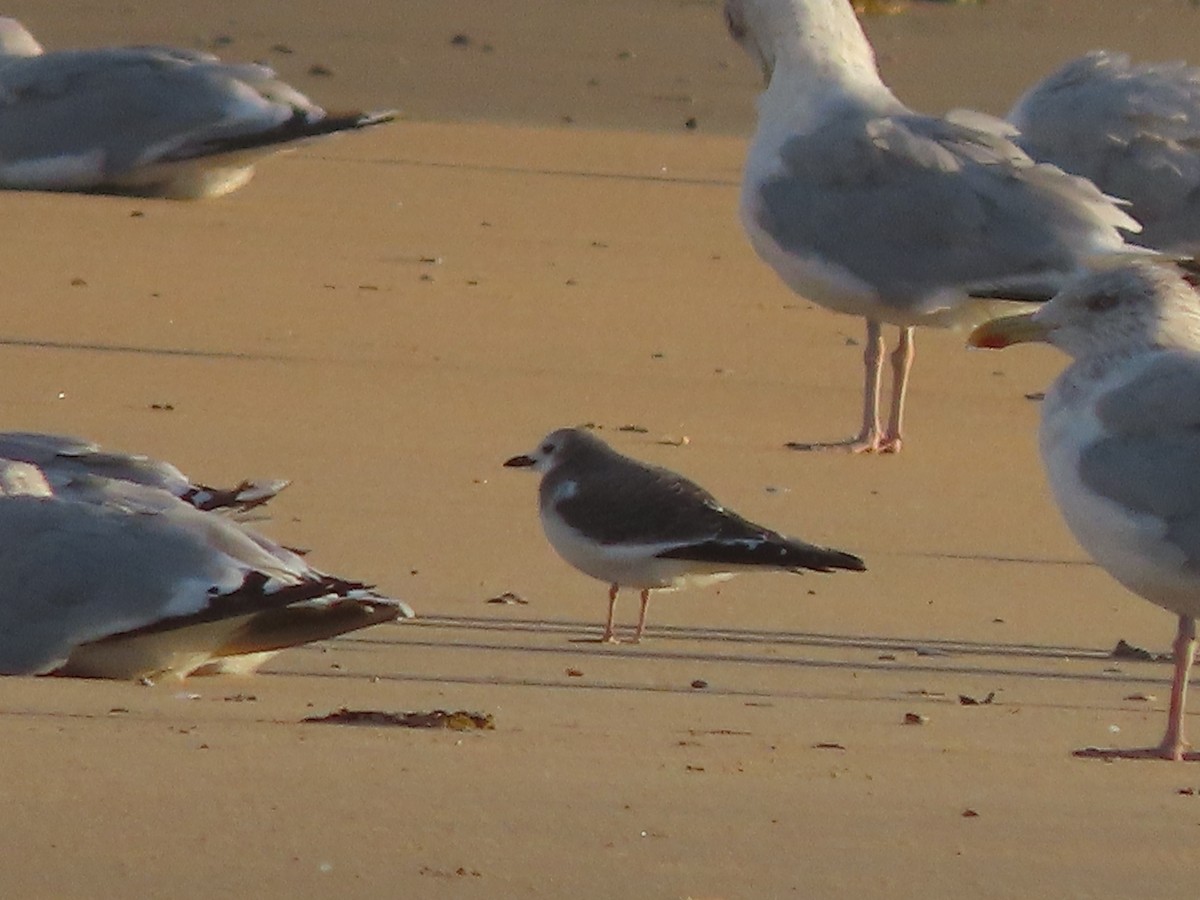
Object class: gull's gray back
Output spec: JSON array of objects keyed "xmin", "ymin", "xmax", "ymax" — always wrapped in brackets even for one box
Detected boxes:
[
  {"xmin": 756, "ymin": 106, "xmax": 1139, "ymax": 304},
  {"xmin": 1011, "ymin": 51, "xmax": 1200, "ymax": 254},
  {"xmin": 1077, "ymin": 352, "xmax": 1200, "ymax": 569}
]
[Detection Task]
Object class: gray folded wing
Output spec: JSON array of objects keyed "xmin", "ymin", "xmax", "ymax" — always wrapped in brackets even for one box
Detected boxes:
[
  {"xmin": 0, "ymin": 46, "xmax": 319, "ymax": 187},
  {"xmin": 1078, "ymin": 352, "xmax": 1200, "ymax": 568},
  {"xmin": 0, "ymin": 432, "xmax": 288, "ymax": 512},
  {"xmin": 1010, "ymin": 51, "xmax": 1200, "ymax": 254},
  {"xmin": 756, "ymin": 106, "xmax": 1143, "ymax": 309},
  {"xmin": 0, "ymin": 472, "xmax": 409, "ymax": 676},
  {"xmin": 0, "ymin": 490, "xmax": 280, "ymax": 673}
]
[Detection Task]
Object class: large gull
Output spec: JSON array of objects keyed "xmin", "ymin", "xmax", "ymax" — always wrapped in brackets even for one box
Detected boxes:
[
  {"xmin": 970, "ymin": 262, "xmax": 1200, "ymax": 761},
  {"xmin": 504, "ymin": 427, "xmax": 864, "ymax": 643},
  {"xmin": 723, "ymin": 0, "xmax": 1148, "ymax": 453},
  {"xmin": 0, "ymin": 457, "xmax": 412, "ymax": 680},
  {"xmin": 1009, "ymin": 51, "xmax": 1200, "ymax": 256},
  {"xmin": 0, "ymin": 18, "xmax": 395, "ymax": 199}
]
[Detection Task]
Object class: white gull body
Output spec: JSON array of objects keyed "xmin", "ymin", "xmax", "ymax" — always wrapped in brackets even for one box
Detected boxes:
[
  {"xmin": 0, "ymin": 18, "xmax": 394, "ymax": 198},
  {"xmin": 724, "ymin": 0, "xmax": 1147, "ymax": 452}
]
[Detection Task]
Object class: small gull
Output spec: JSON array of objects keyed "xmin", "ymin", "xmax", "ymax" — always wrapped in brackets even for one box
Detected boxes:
[
  {"xmin": 0, "ymin": 17, "xmax": 395, "ymax": 198},
  {"xmin": 0, "ymin": 431, "xmax": 287, "ymax": 512},
  {"xmin": 0, "ymin": 457, "xmax": 412, "ymax": 680},
  {"xmin": 504, "ymin": 427, "xmax": 865, "ymax": 643},
  {"xmin": 970, "ymin": 261, "xmax": 1200, "ymax": 761},
  {"xmin": 723, "ymin": 0, "xmax": 1147, "ymax": 453}
]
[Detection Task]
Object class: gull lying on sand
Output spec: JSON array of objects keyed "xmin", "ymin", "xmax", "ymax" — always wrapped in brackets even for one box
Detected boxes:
[
  {"xmin": 504, "ymin": 427, "xmax": 864, "ymax": 643},
  {"xmin": 0, "ymin": 431, "xmax": 287, "ymax": 512},
  {"xmin": 0, "ymin": 457, "xmax": 411, "ymax": 680},
  {"xmin": 1010, "ymin": 51, "xmax": 1200, "ymax": 256},
  {"xmin": 970, "ymin": 262, "xmax": 1200, "ymax": 761},
  {"xmin": 0, "ymin": 17, "xmax": 395, "ymax": 198},
  {"xmin": 724, "ymin": 0, "xmax": 1147, "ymax": 453}
]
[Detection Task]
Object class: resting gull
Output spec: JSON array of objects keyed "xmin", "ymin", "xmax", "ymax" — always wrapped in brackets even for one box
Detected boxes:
[
  {"xmin": 1010, "ymin": 51, "xmax": 1200, "ymax": 256},
  {"xmin": 0, "ymin": 431, "xmax": 287, "ymax": 512},
  {"xmin": 504, "ymin": 427, "xmax": 864, "ymax": 643},
  {"xmin": 0, "ymin": 17, "xmax": 395, "ymax": 198},
  {"xmin": 970, "ymin": 261, "xmax": 1200, "ymax": 761},
  {"xmin": 0, "ymin": 458, "xmax": 412, "ymax": 680},
  {"xmin": 723, "ymin": 0, "xmax": 1147, "ymax": 452}
]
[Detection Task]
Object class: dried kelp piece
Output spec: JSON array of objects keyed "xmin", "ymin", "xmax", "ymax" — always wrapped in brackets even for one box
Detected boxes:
[
  {"xmin": 1111, "ymin": 639, "xmax": 1171, "ymax": 662},
  {"xmin": 303, "ymin": 708, "xmax": 495, "ymax": 730}
]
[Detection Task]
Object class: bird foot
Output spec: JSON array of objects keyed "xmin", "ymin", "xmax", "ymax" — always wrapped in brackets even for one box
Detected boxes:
[
  {"xmin": 785, "ymin": 436, "xmax": 890, "ymax": 454},
  {"xmin": 1073, "ymin": 744, "xmax": 1200, "ymax": 762}
]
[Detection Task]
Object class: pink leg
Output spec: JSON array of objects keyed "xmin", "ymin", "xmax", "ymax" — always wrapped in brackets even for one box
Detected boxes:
[
  {"xmin": 1075, "ymin": 615, "xmax": 1199, "ymax": 761},
  {"xmin": 601, "ymin": 583, "xmax": 620, "ymax": 643},
  {"xmin": 630, "ymin": 589, "xmax": 651, "ymax": 644},
  {"xmin": 879, "ymin": 326, "xmax": 914, "ymax": 453},
  {"xmin": 847, "ymin": 319, "xmax": 885, "ymax": 453}
]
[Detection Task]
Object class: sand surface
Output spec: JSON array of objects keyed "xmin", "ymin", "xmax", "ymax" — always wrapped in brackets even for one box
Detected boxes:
[{"xmin": 3, "ymin": 1, "xmax": 1200, "ymax": 897}]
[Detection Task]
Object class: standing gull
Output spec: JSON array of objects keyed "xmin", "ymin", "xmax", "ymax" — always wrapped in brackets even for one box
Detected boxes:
[
  {"xmin": 0, "ymin": 458, "xmax": 412, "ymax": 680},
  {"xmin": 970, "ymin": 262, "xmax": 1200, "ymax": 761},
  {"xmin": 1009, "ymin": 50, "xmax": 1200, "ymax": 256},
  {"xmin": 723, "ymin": 0, "xmax": 1146, "ymax": 452},
  {"xmin": 504, "ymin": 427, "xmax": 864, "ymax": 643},
  {"xmin": 0, "ymin": 18, "xmax": 395, "ymax": 198}
]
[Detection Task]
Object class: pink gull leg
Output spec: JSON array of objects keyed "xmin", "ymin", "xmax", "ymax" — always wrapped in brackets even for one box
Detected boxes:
[
  {"xmin": 1075, "ymin": 615, "xmax": 1199, "ymax": 761},
  {"xmin": 879, "ymin": 325, "xmax": 915, "ymax": 454}
]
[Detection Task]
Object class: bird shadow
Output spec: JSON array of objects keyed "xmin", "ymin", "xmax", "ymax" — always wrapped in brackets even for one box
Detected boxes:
[
  {"xmin": 0, "ymin": 335, "xmax": 292, "ymax": 362},
  {"xmin": 269, "ymin": 614, "xmax": 1174, "ymax": 704}
]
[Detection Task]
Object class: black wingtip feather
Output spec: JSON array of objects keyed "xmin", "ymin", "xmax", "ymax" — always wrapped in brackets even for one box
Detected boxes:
[
  {"xmin": 657, "ymin": 538, "xmax": 865, "ymax": 573},
  {"xmin": 176, "ymin": 108, "xmax": 398, "ymax": 159}
]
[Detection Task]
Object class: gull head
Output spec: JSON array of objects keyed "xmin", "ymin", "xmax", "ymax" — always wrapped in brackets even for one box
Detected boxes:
[
  {"xmin": 724, "ymin": 0, "xmax": 778, "ymax": 85},
  {"xmin": 0, "ymin": 18, "xmax": 43, "ymax": 58},
  {"xmin": 969, "ymin": 262, "xmax": 1200, "ymax": 360},
  {"xmin": 504, "ymin": 427, "xmax": 606, "ymax": 475},
  {"xmin": 723, "ymin": 0, "xmax": 883, "ymax": 94}
]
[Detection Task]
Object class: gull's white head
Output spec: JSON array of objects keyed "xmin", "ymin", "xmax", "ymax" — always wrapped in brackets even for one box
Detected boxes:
[
  {"xmin": 970, "ymin": 262, "xmax": 1200, "ymax": 360},
  {"xmin": 0, "ymin": 18, "xmax": 43, "ymax": 58},
  {"xmin": 723, "ymin": 0, "xmax": 879, "ymax": 88}
]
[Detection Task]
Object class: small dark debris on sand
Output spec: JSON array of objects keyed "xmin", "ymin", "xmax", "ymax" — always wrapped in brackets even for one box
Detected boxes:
[
  {"xmin": 303, "ymin": 708, "xmax": 495, "ymax": 730},
  {"xmin": 486, "ymin": 591, "xmax": 528, "ymax": 605},
  {"xmin": 1111, "ymin": 639, "xmax": 1171, "ymax": 662},
  {"xmin": 958, "ymin": 692, "xmax": 995, "ymax": 706}
]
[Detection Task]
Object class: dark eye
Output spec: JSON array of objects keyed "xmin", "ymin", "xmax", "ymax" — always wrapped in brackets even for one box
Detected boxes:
[
  {"xmin": 1086, "ymin": 292, "xmax": 1119, "ymax": 312},
  {"xmin": 541, "ymin": 443, "xmax": 555, "ymax": 454},
  {"xmin": 725, "ymin": 9, "xmax": 746, "ymax": 40}
]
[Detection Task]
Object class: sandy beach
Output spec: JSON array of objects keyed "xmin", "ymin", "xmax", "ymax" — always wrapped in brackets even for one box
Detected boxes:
[{"xmin": 3, "ymin": 1, "xmax": 1200, "ymax": 897}]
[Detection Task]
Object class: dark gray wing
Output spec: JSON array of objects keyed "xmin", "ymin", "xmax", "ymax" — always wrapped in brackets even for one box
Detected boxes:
[
  {"xmin": 548, "ymin": 453, "xmax": 864, "ymax": 572},
  {"xmin": 757, "ymin": 106, "xmax": 1140, "ymax": 305},
  {"xmin": 548, "ymin": 454, "xmax": 737, "ymax": 546}
]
